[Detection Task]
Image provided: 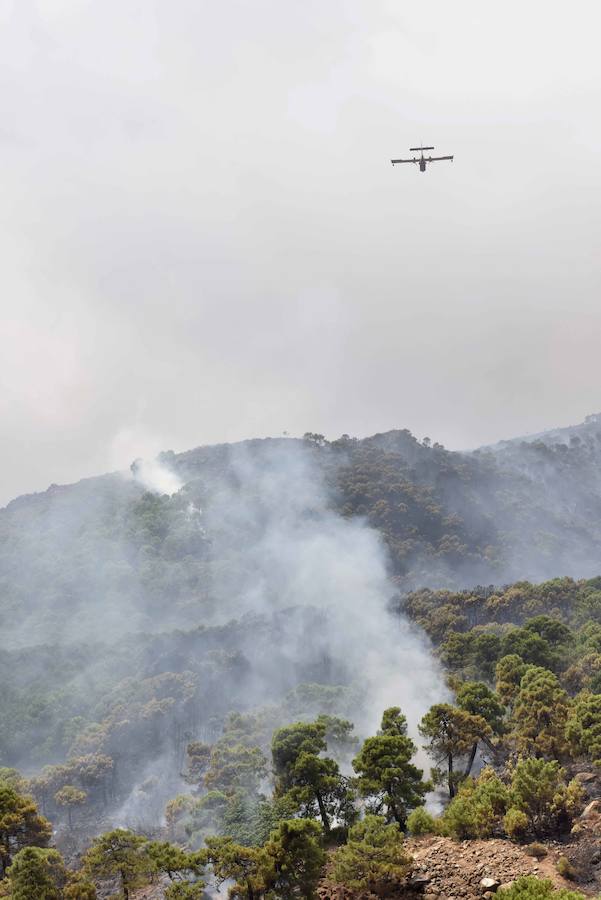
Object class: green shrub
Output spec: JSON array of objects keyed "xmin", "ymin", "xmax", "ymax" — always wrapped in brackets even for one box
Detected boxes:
[
  {"xmin": 165, "ymin": 885, "xmax": 206, "ymax": 899},
  {"xmin": 508, "ymin": 758, "xmax": 584, "ymax": 838},
  {"xmin": 524, "ymin": 842, "xmax": 548, "ymax": 859},
  {"xmin": 442, "ymin": 769, "xmax": 509, "ymax": 840},
  {"xmin": 556, "ymin": 856, "xmax": 577, "ymax": 881},
  {"xmin": 499, "ymin": 875, "xmax": 585, "ymax": 900},
  {"xmin": 407, "ymin": 806, "xmax": 438, "ymax": 836},
  {"xmin": 504, "ymin": 808, "xmax": 529, "ymax": 842},
  {"xmin": 443, "ymin": 790, "xmax": 490, "ymax": 840},
  {"xmin": 330, "ymin": 815, "xmax": 412, "ymax": 892}
]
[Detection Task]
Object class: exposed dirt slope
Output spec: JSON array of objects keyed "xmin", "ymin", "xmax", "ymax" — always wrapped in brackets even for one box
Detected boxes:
[{"xmin": 318, "ymin": 831, "xmax": 601, "ymax": 900}]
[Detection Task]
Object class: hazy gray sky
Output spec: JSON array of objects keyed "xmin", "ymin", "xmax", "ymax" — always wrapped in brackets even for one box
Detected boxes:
[{"xmin": 1, "ymin": 0, "xmax": 601, "ymax": 504}]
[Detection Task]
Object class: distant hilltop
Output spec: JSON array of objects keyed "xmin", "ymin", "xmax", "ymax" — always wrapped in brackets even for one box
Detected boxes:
[{"xmin": 480, "ymin": 412, "xmax": 601, "ymax": 452}]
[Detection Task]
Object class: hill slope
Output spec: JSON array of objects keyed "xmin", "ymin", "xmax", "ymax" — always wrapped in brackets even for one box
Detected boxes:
[
  {"xmin": 3, "ymin": 414, "xmax": 601, "ymax": 848},
  {"xmin": 3, "ymin": 414, "xmax": 601, "ymax": 650}
]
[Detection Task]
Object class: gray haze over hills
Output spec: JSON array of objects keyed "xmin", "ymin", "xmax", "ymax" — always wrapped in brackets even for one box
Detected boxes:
[
  {"xmin": 3, "ymin": 410, "xmax": 601, "ymax": 640},
  {"xmin": 483, "ymin": 412, "xmax": 601, "ymax": 451},
  {"xmin": 2, "ymin": 412, "xmax": 601, "ymax": 822},
  {"xmin": 1, "ymin": 1, "xmax": 601, "ymax": 506}
]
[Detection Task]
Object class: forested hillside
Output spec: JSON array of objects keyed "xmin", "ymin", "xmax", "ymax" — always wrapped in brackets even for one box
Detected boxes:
[
  {"xmin": 4, "ymin": 416, "xmax": 601, "ymax": 898},
  {"xmin": 4, "ymin": 414, "xmax": 601, "ymax": 649}
]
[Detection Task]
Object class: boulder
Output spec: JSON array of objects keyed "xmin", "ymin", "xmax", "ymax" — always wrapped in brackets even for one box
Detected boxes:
[
  {"xmin": 580, "ymin": 799, "xmax": 601, "ymax": 819},
  {"xmin": 574, "ymin": 772, "xmax": 597, "ymax": 784},
  {"xmin": 480, "ymin": 878, "xmax": 501, "ymax": 892},
  {"xmin": 410, "ymin": 873, "xmax": 433, "ymax": 890}
]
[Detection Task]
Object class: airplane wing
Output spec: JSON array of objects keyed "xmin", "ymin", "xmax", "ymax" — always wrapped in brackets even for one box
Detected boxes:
[
  {"xmin": 391, "ymin": 158, "xmax": 417, "ymax": 165},
  {"xmin": 427, "ymin": 155, "xmax": 454, "ymax": 162}
]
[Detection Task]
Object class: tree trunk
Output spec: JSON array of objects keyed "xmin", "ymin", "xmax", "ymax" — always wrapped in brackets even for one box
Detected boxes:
[
  {"xmin": 388, "ymin": 793, "xmax": 405, "ymax": 829},
  {"xmin": 315, "ymin": 791, "xmax": 331, "ymax": 832},
  {"xmin": 464, "ymin": 741, "xmax": 478, "ymax": 777},
  {"xmin": 480, "ymin": 734, "xmax": 498, "ymax": 760},
  {"xmin": 448, "ymin": 753, "xmax": 455, "ymax": 798},
  {"xmin": 121, "ymin": 869, "xmax": 129, "ymax": 900}
]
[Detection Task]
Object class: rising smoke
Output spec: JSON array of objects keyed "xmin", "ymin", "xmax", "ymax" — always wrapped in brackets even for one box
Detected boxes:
[
  {"xmin": 131, "ymin": 456, "xmax": 184, "ymax": 496},
  {"xmin": 197, "ymin": 439, "xmax": 447, "ymax": 736},
  {"xmin": 101, "ymin": 438, "xmax": 448, "ymax": 829}
]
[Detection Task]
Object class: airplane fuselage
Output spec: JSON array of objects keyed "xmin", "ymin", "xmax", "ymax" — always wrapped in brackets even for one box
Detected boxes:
[{"xmin": 419, "ymin": 158, "xmax": 426, "ymax": 171}]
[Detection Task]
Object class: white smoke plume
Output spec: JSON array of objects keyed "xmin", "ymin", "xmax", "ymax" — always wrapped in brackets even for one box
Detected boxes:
[
  {"xmin": 199, "ymin": 439, "xmax": 448, "ymax": 736},
  {"xmin": 130, "ymin": 456, "xmax": 183, "ymax": 496},
  {"xmin": 111, "ymin": 425, "xmax": 184, "ymax": 495}
]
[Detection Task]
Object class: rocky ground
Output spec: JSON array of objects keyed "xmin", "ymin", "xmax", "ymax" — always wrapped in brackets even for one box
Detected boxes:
[
  {"xmin": 406, "ymin": 835, "xmax": 579, "ymax": 898},
  {"xmin": 318, "ymin": 835, "xmax": 573, "ymax": 900}
]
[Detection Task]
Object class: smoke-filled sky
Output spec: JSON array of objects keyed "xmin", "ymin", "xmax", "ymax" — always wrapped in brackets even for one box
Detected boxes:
[{"xmin": 1, "ymin": 0, "xmax": 601, "ymax": 505}]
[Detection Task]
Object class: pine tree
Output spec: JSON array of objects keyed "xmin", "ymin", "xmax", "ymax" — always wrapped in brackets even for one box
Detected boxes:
[
  {"xmin": 82, "ymin": 830, "xmax": 153, "ymax": 900},
  {"xmin": 418, "ymin": 704, "xmax": 492, "ymax": 797},
  {"xmin": 5, "ymin": 847, "xmax": 65, "ymax": 900},
  {"xmin": 0, "ymin": 785, "xmax": 52, "ymax": 878},
  {"xmin": 511, "ymin": 668, "xmax": 570, "ymax": 758},
  {"xmin": 352, "ymin": 708, "xmax": 429, "ymax": 827}
]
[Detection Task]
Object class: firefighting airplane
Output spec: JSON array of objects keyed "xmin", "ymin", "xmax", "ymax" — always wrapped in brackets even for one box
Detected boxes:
[{"xmin": 391, "ymin": 145, "xmax": 454, "ymax": 172}]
